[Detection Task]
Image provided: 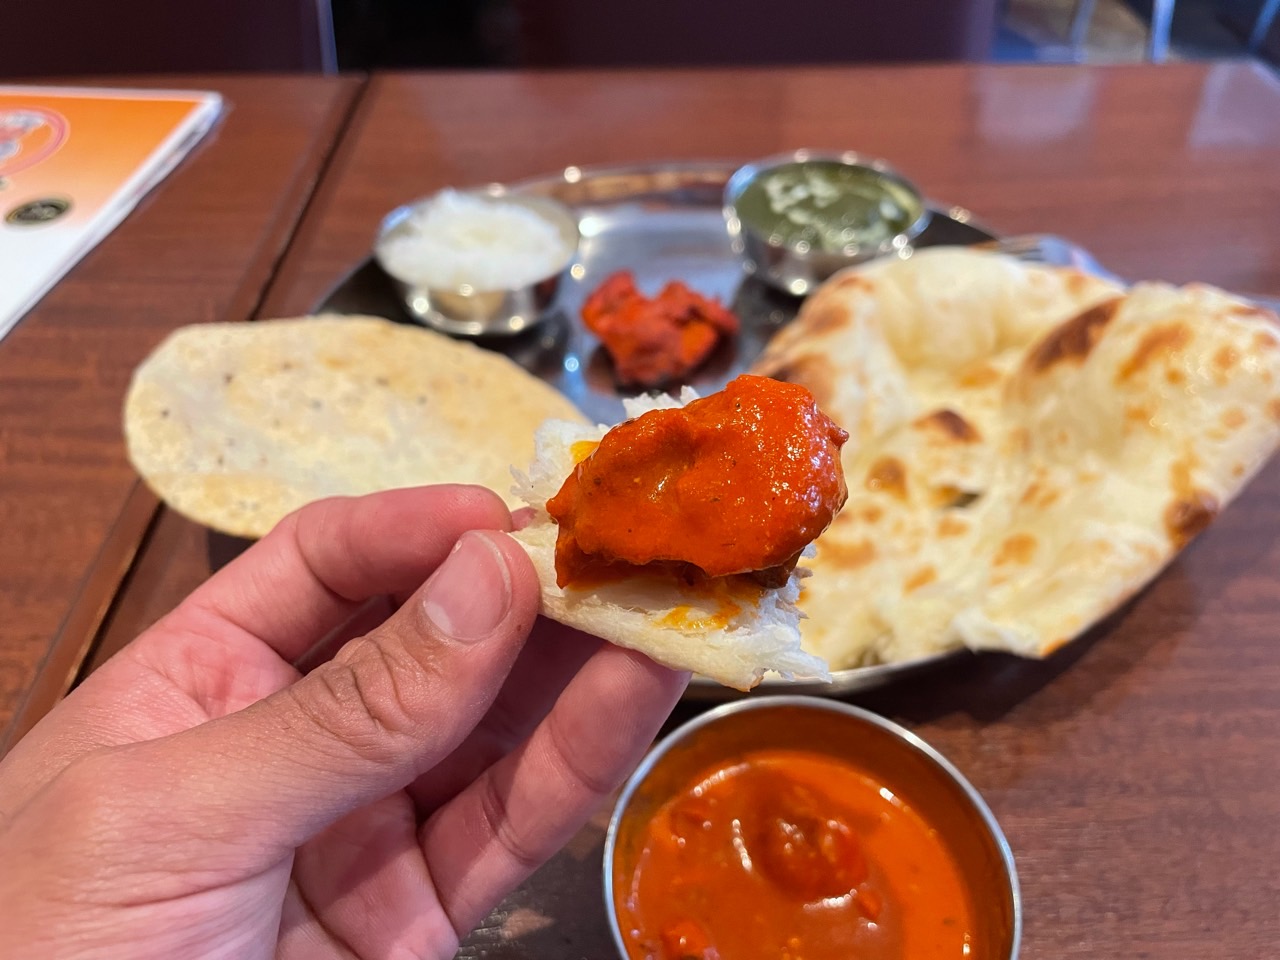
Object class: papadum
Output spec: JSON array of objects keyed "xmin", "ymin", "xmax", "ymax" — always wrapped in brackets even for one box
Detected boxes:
[{"xmin": 125, "ymin": 316, "xmax": 585, "ymax": 538}]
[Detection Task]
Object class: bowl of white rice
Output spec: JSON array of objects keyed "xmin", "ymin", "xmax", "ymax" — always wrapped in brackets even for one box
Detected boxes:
[{"xmin": 374, "ymin": 186, "xmax": 579, "ymax": 337}]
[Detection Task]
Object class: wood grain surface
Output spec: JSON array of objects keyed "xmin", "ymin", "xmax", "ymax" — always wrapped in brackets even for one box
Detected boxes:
[
  {"xmin": 260, "ymin": 62, "xmax": 1280, "ymax": 315},
  {"xmin": 0, "ymin": 74, "xmax": 363, "ymax": 752},
  {"xmin": 80, "ymin": 62, "xmax": 1280, "ymax": 959}
]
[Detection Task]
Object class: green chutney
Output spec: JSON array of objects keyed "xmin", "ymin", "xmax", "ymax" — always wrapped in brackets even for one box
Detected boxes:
[{"xmin": 735, "ymin": 160, "xmax": 923, "ymax": 253}]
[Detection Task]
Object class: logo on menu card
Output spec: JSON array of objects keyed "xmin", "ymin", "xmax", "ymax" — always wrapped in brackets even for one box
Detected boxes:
[
  {"xmin": 6, "ymin": 196, "xmax": 71, "ymax": 225},
  {"xmin": 0, "ymin": 107, "xmax": 70, "ymax": 185}
]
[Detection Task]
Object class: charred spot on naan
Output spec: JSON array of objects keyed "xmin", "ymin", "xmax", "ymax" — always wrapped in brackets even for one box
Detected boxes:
[
  {"xmin": 1026, "ymin": 297, "xmax": 1124, "ymax": 372},
  {"xmin": 865, "ymin": 456, "xmax": 908, "ymax": 499},
  {"xmin": 825, "ymin": 272, "xmax": 877, "ymax": 297},
  {"xmin": 1164, "ymin": 491, "xmax": 1219, "ymax": 548},
  {"xmin": 1230, "ymin": 302, "xmax": 1278, "ymax": 322},
  {"xmin": 993, "ymin": 532, "xmax": 1037, "ymax": 567},
  {"xmin": 1063, "ymin": 269, "xmax": 1099, "ymax": 297},
  {"xmin": 798, "ymin": 294, "xmax": 860, "ymax": 337},
  {"xmin": 1209, "ymin": 343, "xmax": 1249, "ymax": 387},
  {"xmin": 911, "ymin": 409, "xmax": 981, "ymax": 444},
  {"xmin": 816, "ymin": 536, "xmax": 877, "ymax": 569},
  {"xmin": 1116, "ymin": 322, "xmax": 1192, "ymax": 382},
  {"xmin": 1007, "ymin": 426, "xmax": 1033, "ymax": 456},
  {"xmin": 903, "ymin": 565, "xmax": 937, "ymax": 593},
  {"xmin": 1018, "ymin": 480, "xmax": 1061, "ymax": 510},
  {"xmin": 1268, "ymin": 398, "xmax": 1280, "ymax": 423},
  {"xmin": 1170, "ymin": 453, "xmax": 1199, "ymax": 499},
  {"xmin": 1125, "ymin": 401, "xmax": 1155, "ymax": 423},
  {"xmin": 1221, "ymin": 408, "xmax": 1247, "ymax": 430},
  {"xmin": 932, "ymin": 486, "xmax": 982, "ymax": 509},
  {"xmin": 958, "ymin": 362, "xmax": 1002, "ymax": 389},
  {"xmin": 1164, "ymin": 454, "xmax": 1220, "ymax": 547},
  {"xmin": 1253, "ymin": 327, "xmax": 1280, "ymax": 349}
]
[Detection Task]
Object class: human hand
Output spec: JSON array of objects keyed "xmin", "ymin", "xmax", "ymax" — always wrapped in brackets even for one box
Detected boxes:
[{"xmin": 0, "ymin": 485, "xmax": 687, "ymax": 959}]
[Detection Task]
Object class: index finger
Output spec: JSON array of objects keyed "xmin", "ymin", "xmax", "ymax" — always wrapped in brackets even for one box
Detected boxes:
[{"xmin": 173, "ymin": 484, "xmax": 513, "ymax": 662}]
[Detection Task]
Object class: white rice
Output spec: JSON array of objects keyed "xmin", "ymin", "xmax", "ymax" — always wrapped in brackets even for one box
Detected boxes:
[{"xmin": 377, "ymin": 190, "xmax": 572, "ymax": 292}]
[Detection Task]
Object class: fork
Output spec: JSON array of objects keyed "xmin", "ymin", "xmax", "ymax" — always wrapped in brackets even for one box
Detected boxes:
[{"xmin": 986, "ymin": 233, "xmax": 1280, "ymax": 314}]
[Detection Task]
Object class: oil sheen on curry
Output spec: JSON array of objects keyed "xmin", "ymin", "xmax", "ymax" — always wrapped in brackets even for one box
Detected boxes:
[
  {"xmin": 615, "ymin": 749, "xmax": 976, "ymax": 960},
  {"xmin": 546, "ymin": 374, "xmax": 849, "ymax": 591}
]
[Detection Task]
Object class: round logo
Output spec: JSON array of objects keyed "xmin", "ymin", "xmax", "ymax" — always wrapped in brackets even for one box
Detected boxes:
[
  {"xmin": 6, "ymin": 197, "xmax": 71, "ymax": 225},
  {"xmin": 0, "ymin": 108, "xmax": 70, "ymax": 179}
]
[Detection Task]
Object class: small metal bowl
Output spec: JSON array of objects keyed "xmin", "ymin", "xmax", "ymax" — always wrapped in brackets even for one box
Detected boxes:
[
  {"xmin": 373, "ymin": 185, "xmax": 580, "ymax": 337},
  {"xmin": 724, "ymin": 149, "xmax": 931, "ymax": 296},
  {"xmin": 604, "ymin": 697, "xmax": 1021, "ymax": 960}
]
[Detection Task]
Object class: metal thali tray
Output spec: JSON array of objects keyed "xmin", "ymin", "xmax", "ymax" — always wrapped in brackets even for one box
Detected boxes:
[{"xmin": 317, "ymin": 161, "xmax": 1002, "ymax": 699}]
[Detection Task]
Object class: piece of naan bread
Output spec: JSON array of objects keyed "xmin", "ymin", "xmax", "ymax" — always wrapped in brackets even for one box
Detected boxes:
[
  {"xmin": 510, "ymin": 390, "xmax": 832, "ymax": 691},
  {"xmin": 751, "ymin": 247, "xmax": 1280, "ymax": 668},
  {"xmin": 125, "ymin": 316, "xmax": 586, "ymax": 538}
]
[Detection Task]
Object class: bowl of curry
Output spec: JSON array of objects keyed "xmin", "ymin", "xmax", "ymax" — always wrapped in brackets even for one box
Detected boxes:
[{"xmin": 604, "ymin": 697, "xmax": 1020, "ymax": 960}]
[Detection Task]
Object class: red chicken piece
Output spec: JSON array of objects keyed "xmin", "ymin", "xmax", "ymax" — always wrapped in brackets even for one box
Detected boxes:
[{"xmin": 582, "ymin": 271, "xmax": 739, "ymax": 388}]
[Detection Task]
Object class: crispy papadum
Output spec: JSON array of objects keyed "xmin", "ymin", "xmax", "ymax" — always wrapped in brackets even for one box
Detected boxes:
[
  {"xmin": 125, "ymin": 316, "xmax": 585, "ymax": 538},
  {"xmin": 752, "ymin": 248, "xmax": 1280, "ymax": 668},
  {"xmin": 511, "ymin": 390, "xmax": 832, "ymax": 691}
]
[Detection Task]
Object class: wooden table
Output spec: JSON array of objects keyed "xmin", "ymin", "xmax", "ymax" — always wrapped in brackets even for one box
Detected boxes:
[
  {"xmin": 0, "ymin": 74, "xmax": 362, "ymax": 751},
  {"xmin": 12, "ymin": 62, "xmax": 1280, "ymax": 958}
]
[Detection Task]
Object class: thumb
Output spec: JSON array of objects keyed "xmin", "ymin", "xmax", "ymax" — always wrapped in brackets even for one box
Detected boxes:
[{"xmin": 95, "ymin": 530, "xmax": 540, "ymax": 856}]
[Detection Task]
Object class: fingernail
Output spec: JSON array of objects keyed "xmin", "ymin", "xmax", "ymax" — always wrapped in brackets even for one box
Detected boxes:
[{"xmin": 422, "ymin": 532, "xmax": 512, "ymax": 642}]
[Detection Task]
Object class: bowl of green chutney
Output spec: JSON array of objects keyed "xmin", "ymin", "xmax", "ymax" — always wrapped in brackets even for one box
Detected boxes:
[{"xmin": 724, "ymin": 150, "xmax": 930, "ymax": 296}]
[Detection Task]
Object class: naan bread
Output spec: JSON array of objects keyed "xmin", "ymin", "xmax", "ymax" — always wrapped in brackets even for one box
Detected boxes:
[
  {"xmin": 510, "ymin": 391, "xmax": 831, "ymax": 691},
  {"xmin": 751, "ymin": 248, "xmax": 1280, "ymax": 668},
  {"xmin": 125, "ymin": 316, "xmax": 585, "ymax": 538}
]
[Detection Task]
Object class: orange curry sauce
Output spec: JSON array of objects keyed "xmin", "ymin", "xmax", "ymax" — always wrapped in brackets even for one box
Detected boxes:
[
  {"xmin": 546, "ymin": 375, "xmax": 849, "ymax": 589},
  {"xmin": 615, "ymin": 749, "xmax": 976, "ymax": 960}
]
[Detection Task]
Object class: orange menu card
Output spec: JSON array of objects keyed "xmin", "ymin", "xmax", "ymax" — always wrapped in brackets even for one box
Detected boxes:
[{"xmin": 0, "ymin": 86, "xmax": 222, "ymax": 341}]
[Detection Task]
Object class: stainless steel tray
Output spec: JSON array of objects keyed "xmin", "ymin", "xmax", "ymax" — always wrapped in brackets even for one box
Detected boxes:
[
  {"xmin": 319, "ymin": 161, "xmax": 994, "ymax": 428},
  {"xmin": 316, "ymin": 161, "xmax": 998, "ymax": 698}
]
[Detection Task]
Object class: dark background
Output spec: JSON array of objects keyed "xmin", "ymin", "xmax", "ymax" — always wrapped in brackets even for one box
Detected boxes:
[{"xmin": 0, "ymin": 0, "xmax": 1273, "ymax": 77}]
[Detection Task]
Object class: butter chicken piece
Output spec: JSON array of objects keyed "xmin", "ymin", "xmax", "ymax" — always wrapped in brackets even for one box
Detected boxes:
[{"xmin": 546, "ymin": 374, "xmax": 849, "ymax": 589}]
